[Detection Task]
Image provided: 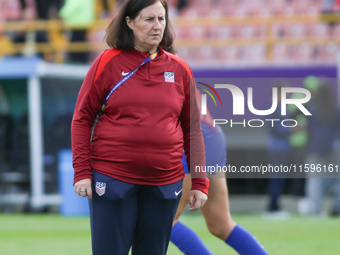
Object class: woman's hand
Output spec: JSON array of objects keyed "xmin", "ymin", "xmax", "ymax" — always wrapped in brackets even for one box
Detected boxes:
[
  {"xmin": 188, "ymin": 190, "xmax": 208, "ymax": 211},
  {"xmin": 74, "ymin": 178, "xmax": 93, "ymax": 202}
]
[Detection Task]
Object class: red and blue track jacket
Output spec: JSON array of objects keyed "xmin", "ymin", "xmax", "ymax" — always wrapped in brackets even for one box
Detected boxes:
[{"xmin": 71, "ymin": 48, "xmax": 209, "ymax": 195}]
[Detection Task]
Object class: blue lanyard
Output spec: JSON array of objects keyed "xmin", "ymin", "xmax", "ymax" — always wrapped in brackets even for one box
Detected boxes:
[
  {"xmin": 98, "ymin": 50, "xmax": 159, "ymax": 117},
  {"xmin": 90, "ymin": 50, "xmax": 159, "ymax": 141}
]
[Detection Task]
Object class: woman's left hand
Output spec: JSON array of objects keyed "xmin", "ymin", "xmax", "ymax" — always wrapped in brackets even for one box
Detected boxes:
[{"xmin": 188, "ymin": 190, "xmax": 208, "ymax": 211}]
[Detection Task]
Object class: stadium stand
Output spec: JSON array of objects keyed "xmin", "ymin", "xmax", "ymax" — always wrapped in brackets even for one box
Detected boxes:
[{"xmin": 0, "ymin": 0, "xmax": 339, "ymax": 66}]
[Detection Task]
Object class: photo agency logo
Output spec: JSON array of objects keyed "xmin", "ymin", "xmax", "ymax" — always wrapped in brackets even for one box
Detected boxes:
[
  {"xmin": 198, "ymin": 82, "xmax": 312, "ymax": 128},
  {"xmin": 197, "ymin": 82, "xmax": 223, "ymax": 112}
]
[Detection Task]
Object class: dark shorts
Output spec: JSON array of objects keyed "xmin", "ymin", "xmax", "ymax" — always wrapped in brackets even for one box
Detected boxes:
[{"xmin": 90, "ymin": 171, "xmax": 182, "ymax": 255}]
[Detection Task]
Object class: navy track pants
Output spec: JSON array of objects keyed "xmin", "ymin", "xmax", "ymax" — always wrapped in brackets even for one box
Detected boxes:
[{"xmin": 90, "ymin": 171, "xmax": 183, "ymax": 255}]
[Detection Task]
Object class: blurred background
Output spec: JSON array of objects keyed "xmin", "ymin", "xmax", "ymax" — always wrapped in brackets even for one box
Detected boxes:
[
  {"xmin": 0, "ymin": 0, "xmax": 340, "ymax": 229},
  {"xmin": 2, "ymin": 1, "xmax": 340, "ymax": 254},
  {"xmin": 0, "ymin": 0, "xmax": 340, "ymax": 213}
]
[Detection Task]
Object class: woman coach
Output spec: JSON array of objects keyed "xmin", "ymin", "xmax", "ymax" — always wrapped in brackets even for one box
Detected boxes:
[{"xmin": 71, "ymin": 0, "xmax": 209, "ymax": 254}]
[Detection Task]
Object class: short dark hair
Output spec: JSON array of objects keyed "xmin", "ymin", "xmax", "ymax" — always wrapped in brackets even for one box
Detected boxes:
[{"xmin": 105, "ymin": 0, "xmax": 175, "ymax": 51}]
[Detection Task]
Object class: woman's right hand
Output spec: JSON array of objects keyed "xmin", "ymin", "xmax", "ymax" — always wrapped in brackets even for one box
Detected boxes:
[{"xmin": 74, "ymin": 178, "xmax": 93, "ymax": 202}]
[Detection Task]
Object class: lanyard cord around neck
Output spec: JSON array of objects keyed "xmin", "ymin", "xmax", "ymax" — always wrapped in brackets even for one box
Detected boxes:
[
  {"xmin": 90, "ymin": 50, "xmax": 159, "ymax": 141},
  {"xmin": 98, "ymin": 50, "xmax": 158, "ymax": 117}
]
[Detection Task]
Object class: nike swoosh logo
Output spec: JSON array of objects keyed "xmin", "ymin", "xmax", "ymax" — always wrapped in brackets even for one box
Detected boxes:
[
  {"xmin": 175, "ymin": 189, "xmax": 182, "ymax": 196},
  {"xmin": 122, "ymin": 71, "xmax": 129, "ymax": 76}
]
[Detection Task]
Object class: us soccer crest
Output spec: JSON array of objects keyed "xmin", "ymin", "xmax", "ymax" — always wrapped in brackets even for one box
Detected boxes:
[
  {"xmin": 95, "ymin": 182, "xmax": 106, "ymax": 196},
  {"xmin": 164, "ymin": 72, "xmax": 175, "ymax": 82}
]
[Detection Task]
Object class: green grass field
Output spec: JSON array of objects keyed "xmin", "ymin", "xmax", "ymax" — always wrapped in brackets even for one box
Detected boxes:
[{"xmin": 0, "ymin": 213, "xmax": 339, "ymax": 255}]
